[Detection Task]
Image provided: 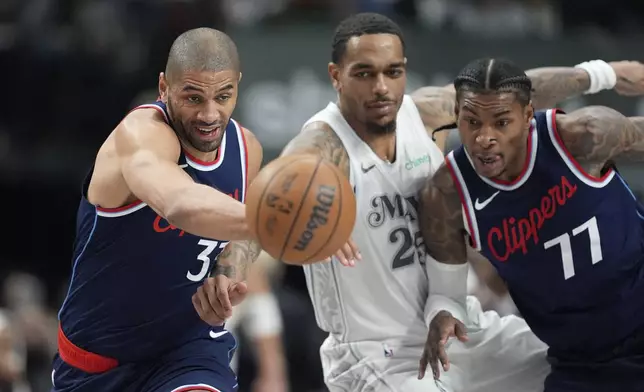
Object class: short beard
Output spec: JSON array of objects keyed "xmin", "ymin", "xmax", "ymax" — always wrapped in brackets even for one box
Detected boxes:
[
  {"xmin": 365, "ymin": 120, "xmax": 396, "ymax": 135},
  {"xmin": 166, "ymin": 101, "xmax": 222, "ymax": 153}
]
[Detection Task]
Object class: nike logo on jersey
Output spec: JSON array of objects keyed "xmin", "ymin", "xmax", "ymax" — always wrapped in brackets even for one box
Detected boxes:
[
  {"xmin": 474, "ymin": 191, "xmax": 500, "ymax": 210},
  {"xmin": 179, "ymin": 164, "xmax": 188, "ymax": 168},
  {"xmin": 209, "ymin": 330, "xmax": 229, "ymax": 339},
  {"xmin": 361, "ymin": 163, "xmax": 376, "ymax": 173}
]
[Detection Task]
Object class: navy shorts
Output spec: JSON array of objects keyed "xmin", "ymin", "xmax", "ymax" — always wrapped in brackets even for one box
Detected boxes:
[
  {"xmin": 545, "ymin": 328, "xmax": 644, "ymax": 392},
  {"xmin": 51, "ymin": 330, "xmax": 238, "ymax": 392}
]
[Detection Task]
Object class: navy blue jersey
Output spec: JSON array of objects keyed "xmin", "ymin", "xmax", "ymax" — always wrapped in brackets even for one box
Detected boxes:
[
  {"xmin": 447, "ymin": 109, "xmax": 644, "ymax": 355},
  {"xmin": 57, "ymin": 102, "xmax": 249, "ymax": 362}
]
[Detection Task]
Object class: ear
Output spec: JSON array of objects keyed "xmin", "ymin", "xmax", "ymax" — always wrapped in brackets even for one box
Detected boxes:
[
  {"xmin": 525, "ymin": 101, "xmax": 534, "ymax": 127},
  {"xmin": 328, "ymin": 62, "xmax": 341, "ymax": 92},
  {"xmin": 158, "ymin": 72, "xmax": 168, "ymax": 103},
  {"xmin": 239, "ymin": 72, "xmax": 243, "ymax": 83}
]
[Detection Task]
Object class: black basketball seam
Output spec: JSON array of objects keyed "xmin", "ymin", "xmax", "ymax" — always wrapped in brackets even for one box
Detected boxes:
[
  {"xmin": 278, "ymin": 156, "xmax": 323, "ymax": 260},
  {"xmin": 302, "ymin": 160, "xmax": 347, "ymax": 263},
  {"xmin": 254, "ymin": 157, "xmax": 306, "ymax": 255}
]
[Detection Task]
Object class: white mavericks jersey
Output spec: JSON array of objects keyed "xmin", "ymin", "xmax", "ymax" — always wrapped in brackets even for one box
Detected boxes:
[{"xmin": 302, "ymin": 95, "xmax": 445, "ymax": 345}]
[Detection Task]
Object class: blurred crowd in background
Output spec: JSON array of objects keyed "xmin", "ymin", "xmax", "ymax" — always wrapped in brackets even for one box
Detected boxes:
[{"xmin": 1, "ymin": 1, "xmax": 644, "ymax": 391}]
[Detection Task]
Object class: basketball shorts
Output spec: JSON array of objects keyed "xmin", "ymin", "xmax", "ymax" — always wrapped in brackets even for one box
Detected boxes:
[
  {"xmin": 51, "ymin": 328, "xmax": 238, "ymax": 392},
  {"xmin": 544, "ymin": 325, "xmax": 644, "ymax": 392},
  {"xmin": 320, "ymin": 296, "xmax": 550, "ymax": 392}
]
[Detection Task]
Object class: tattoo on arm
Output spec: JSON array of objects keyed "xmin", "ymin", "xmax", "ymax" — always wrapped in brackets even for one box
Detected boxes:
[
  {"xmin": 411, "ymin": 86, "xmax": 457, "ymax": 131},
  {"xmin": 557, "ymin": 106, "xmax": 644, "ymax": 172},
  {"xmin": 213, "ymin": 240, "xmax": 262, "ymax": 281},
  {"xmin": 419, "ymin": 164, "xmax": 468, "ymax": 264},
  {"xmin": 526, "ymin": 67, "xmax": 590, "ymax": 109},
  {"xmin": 410, "ymin": 86, "xmax": 458, "ymax": 152},
  {"xmin": 280, "ymin": 122, "xmax": 350, "ymax": 177}
]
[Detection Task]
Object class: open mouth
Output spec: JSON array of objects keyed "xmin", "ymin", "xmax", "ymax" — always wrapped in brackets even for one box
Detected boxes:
[
  {"xmin": 476, "ymin": 154, "xmax": 503, "ymax": 176},
  {"xmin": 479, "ymin": 155, "xmax": 500, "ymax": 166},
  {"xmin": 197, "ymin": 126, "xmax": 220, "ymax": 135},
  {"xmin": 194, "ymin": 126, "xmax": 222, "ymax": 141}
]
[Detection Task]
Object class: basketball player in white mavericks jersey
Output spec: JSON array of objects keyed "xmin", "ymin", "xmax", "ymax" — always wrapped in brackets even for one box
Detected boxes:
[{"xmin": 276, "ymin": 13, "xmax": 644, "ymax": 392}]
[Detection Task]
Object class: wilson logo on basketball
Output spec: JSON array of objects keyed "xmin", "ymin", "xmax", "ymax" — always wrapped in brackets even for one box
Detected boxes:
[{"xmin": 294, "ymin": 185, "xmax": 336, "ymax": 251}]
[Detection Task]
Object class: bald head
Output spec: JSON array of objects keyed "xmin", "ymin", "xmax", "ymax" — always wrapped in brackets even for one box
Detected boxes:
[{"xmin": 165, "ymin": 28, "xmax": 240, "ymax": 82}]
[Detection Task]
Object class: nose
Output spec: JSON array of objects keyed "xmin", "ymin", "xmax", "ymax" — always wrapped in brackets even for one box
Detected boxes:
[
  {"xmin": 476, "ymin": 126, "xmax": 497, "ymax": 149},
  {"xmin": 196, "ymin": 100, "xmax": 222, "ymax": 125},
  {"xmin": 373, "ymin": 74, "xmax": 389, "ymax": 96}
]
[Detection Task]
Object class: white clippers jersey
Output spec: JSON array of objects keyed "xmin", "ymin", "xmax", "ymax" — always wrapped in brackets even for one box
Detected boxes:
[{"xmin": 302, "ymin": 95, "xmax": 445, "ymax": 344}]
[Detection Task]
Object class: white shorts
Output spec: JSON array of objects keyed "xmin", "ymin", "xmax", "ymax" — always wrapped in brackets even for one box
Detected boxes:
[{"xmin": 320, "ymin": 296, "xmax": 550, "ymax": 392}]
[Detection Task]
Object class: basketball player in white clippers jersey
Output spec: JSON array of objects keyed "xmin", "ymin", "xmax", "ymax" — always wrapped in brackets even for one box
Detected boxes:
[{"xmin": 278, "ymin": 13, "xmax": 643, "ymax": 392}]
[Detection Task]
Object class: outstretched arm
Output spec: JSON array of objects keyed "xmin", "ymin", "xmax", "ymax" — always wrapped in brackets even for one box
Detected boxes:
[
  {"xmin": 115, "ymin": 109, "xmax": 251, "ymax": 240},
  {"xmin": 412, "ymin": 60, "xmax": 644, "ymax": 151},
  {"xmin": 556, "ymin": 106, "xmax": 644, "ymax": 170},
  {"xmin": 526, "ymin": 67, "xmax": 590, "ymax": 109}
]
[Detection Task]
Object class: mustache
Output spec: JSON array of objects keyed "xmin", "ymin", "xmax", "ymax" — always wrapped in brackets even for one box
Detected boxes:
[
  {"xmin": 367, "ymin": 96, "xmax": 395, "ymax": 104},
  {"xmin": 190, "ymin": 120, "xmax": 225, "ymax": 128},
  {"xmin": 193, "ymin": 121, "xmax": 223, "ymax": 128}
]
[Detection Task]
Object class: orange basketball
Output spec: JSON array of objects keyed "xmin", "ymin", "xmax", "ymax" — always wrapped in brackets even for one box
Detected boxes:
[{"xmin": 246, "ymin": 154, "xmax": 356, "ymax": 265}]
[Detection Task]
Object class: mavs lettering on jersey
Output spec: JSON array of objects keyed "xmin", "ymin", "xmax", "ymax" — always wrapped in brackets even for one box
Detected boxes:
[
  {"xmin": 447, "ymin": 109, "xmax": 644, "ymax": 356},
  {"xmin": 366, "ymin": 192, "xmax": 424, "ymax": 269},
  {"xmin": 57, "ymin": 101, "xmax": 249, "ymax": 366}
]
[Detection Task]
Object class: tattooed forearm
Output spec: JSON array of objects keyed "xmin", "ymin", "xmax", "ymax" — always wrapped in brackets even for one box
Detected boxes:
[
  {"xmin": 411, "ymin": 86, "xmax": 457, "ymax": 130},
  {"xmin": 280, "ymin": 121, "xmax": 350, "ymax": 177},
  {"xmin": 526, "ymin": 67, "xmax": 590, "ymax": 109},
  {"xmin": 213, "ymin": 240, "xmax": 262, "ymax": 281},
  {"xmin": 557, "ymin": 106, "xmax": 644, "ymax": 172},
  {"xmin": 419, "ymin": 165, "xmax": 468, "ymax": 264},
  {"xmin": 410, "ymin": 86, "xmax": 457, "ymax": 151}
]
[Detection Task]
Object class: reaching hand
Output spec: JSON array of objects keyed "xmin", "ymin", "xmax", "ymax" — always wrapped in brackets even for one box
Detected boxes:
[
  {"xmin": 324, "ymin": 237, "xmax": 361, "ymax": 267},
  {"xmin": 192, "ymin": 275, "xmax": 248, "ymax": 326},
  {"xmin": 418, "ymin": 311, "xmax": 469, "ymax": 380},
  {"xmin": 610, "ymin": 61, "xmax": 644, "ymax": 96}
]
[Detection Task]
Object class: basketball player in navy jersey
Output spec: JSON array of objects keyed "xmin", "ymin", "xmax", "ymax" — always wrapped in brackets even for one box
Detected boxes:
[
  {"xmin": 52, "ymin": 28, "xmax": 263, "ymax": 392},
  {"xmin": 419, "ymin": 58, "xmax": 644, "ymax": 391}
]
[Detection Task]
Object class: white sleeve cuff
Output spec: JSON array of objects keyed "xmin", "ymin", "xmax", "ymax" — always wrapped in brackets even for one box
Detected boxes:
[
  {"xmin": 424, "ymin": 258, "xmax": 469, "ymax": 327},
  {"xmin": 574, "ymin": 60, "xmax": 617, "ymax": 94}
]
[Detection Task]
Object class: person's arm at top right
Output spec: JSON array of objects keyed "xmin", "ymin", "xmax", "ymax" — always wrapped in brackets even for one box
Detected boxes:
[{"xmin": 114, "ymin": 109, "xmax": 252, "ymax": 241}]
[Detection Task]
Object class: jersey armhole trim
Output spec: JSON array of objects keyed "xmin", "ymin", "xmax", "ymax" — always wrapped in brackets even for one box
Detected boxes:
[
  {"xmin": 546, "ymin": 108, "xmax": 615, "ymax": 188},
  {"xmin": 446, "ymin": 152, "xmax": 482, "ymax": 250},
  {"xmin": 232, "ymin": 119, "xmax": 249, "ymax": 203},
  {"xmin": 128, "ymin": 103, "xmax": 169, "ymax": 123},
  {"xmin": 96, "ymin": 201, "xmax": 148, "ymax": 217},
  {"xmin": 58, "ymin": 213, "xmax": 99, "ymax": 318}
]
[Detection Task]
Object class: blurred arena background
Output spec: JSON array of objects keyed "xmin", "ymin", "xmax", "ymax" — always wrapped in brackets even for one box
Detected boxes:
[{"xmin": 1, "ymin": 0, "xmax": 644, "ymax": 391}]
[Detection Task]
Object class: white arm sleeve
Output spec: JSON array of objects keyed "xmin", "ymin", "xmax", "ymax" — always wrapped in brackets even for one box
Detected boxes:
[
  {"xmin": 424, "ymin": 258, "xmax": 469, "ymax": 327},
  {"xmin": 243, "ymin": 293, "xmax": 283, "ymax": 338}
]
